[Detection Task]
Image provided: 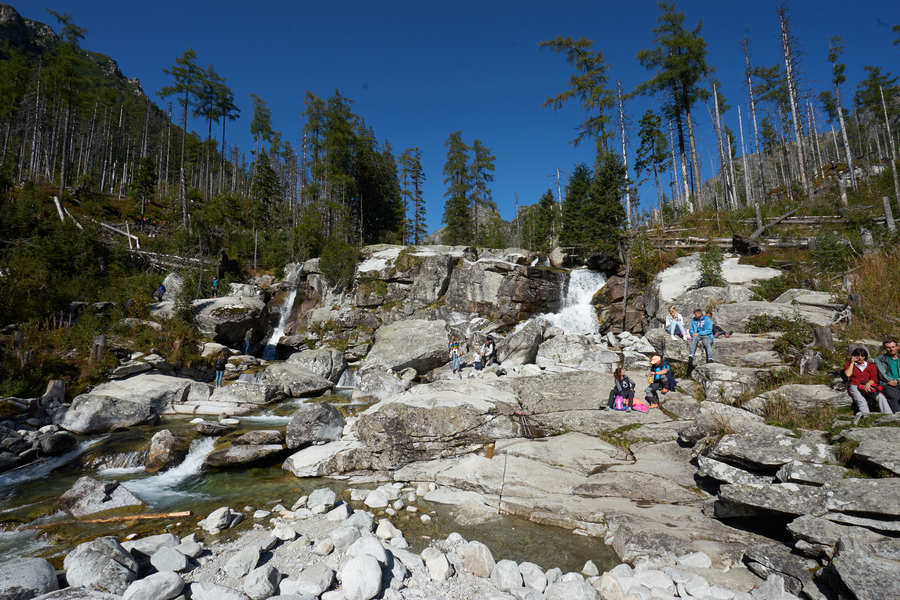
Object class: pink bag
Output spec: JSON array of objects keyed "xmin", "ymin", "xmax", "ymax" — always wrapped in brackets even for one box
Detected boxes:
[
  {"xmin": 631, "ymin": 400, "xmax": 649, "ymax": 413},
  {"xmin": 613, "ymin": 395, "xmax": 627, "ymax": 411}
]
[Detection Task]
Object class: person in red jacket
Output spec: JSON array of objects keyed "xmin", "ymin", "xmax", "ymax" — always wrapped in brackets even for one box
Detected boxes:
[{"xmin": 844, "ymin": 347, "xmax": 893, "ymax": 424}]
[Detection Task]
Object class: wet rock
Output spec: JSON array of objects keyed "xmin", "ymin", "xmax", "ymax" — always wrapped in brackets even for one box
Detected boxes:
[
  {"xmin": 38, "ymin": 431, "xmax": 76, "ymax": 456},
  {"xmin": 742, "ymin": 384, "xmax": 846, "ymax": 417},
  {"xmin": 497, "ymin": 320, "xmax": 543, "ymax": 365},
  {"xmin": 0, "ymin": 557, "xmax": 58, "ymax": 599},
  {"xmin": 286, "ymin": 403, "xmax": 345, "ymax": 449},
  {"xmin": 337, "ymin": 555, "xmax": 383, "ymax": 600},
  {"xmin": 259, "ymin": 363, "xmax": 333, "ymax": 398},
  {"xmin": 194, "ymin": 420, "xmax": 234, "ymax": 436},
  {"xmin": 63, "ymin": 536, "xmax": 139, "ymax": 595},
  {"xmin": 243, "ymin": 564, "xmax": 280, "ymax": 600},
  {"xmin": 204, "ymin": 444, "xmax": 285, "ymax": 468},
  {"xmin": 234, "ymin": 429, "xmax": 283, "ymax": 445},
  {"xmin": 57, "ymin": 476, "xmax": 143, "ymax": 518},
  {"xmin": 361, "ymin": 319, "xmax": 449, "ymax": 374},
  {"xmin": 286, "ymin": 348, "xmax": 347, "ymax": 384},
  {"xmin": 145, "ymin": 429, "xmax": 184, "ymax": 473},
  {"xmin": 122, "ymin": 571, "xmax": 184, "ymax": 600},
  {"xmin": 459, "ymin": 541, "xmax": 495, "ymax": 578},
  {"xmin": 716, "ymin": 483, "xmax": 826, "ymax": 518}
]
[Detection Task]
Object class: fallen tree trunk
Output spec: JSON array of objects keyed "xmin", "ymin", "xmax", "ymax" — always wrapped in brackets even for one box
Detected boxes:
[{"xmin": 27, "ymin": 511, "xmax": 192, "ymax": 529}]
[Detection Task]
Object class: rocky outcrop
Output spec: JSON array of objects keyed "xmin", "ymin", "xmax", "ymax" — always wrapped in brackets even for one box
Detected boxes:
[
  {"xmin": 651, "ymin": 285, "xmax": 755, "ymax": 323},
  {"xmin": 285, "ymin": 348, "xmax": 347, "ymax": 384},
  {"xmin": 713, "ymin": 301, "xmax": 834, "ymax": 332},
  {"xmin": 204, "ymin": 444, "xmax": 286, "ymax": 468},
  {"xmin": 645, "ymin": 328, "xmax": 778, "ymax": 366},
  {"xmin": 258, "ymin": 363, "xmax": 333, "ymax": 398},
  {"xmin": 286, "ymin": 403, "xmax": 346, "ymax": 450},
  {"xmin": 496, "ymin": 320, "xmax": 543, "ymax": 365},
  {"xmin": 535, "ymin": 334, "xmax": 619, "ymax": 372},
  {"xmin": 57, "ymin": 476, "xmax": 144, "ymax": 517},
  {"xmin": 352, "ymin": 365, "xmax": 415, "ymax": 402},
  {"xmin": 741, "ymin": 384, "xmax": 846, "ymax": 417},
  {"xmin": 145, "ymin": 429, "xmax": 184, "ymax": 473},
  {"xmin": 192, "ymin": 295, "xmax": 268, "ymax": 347},
  {"xmin": 691, "ymin": 363, "xmax": 786, "ymax": 404},
  {"xmin": 360, "ymin": 319, "xmax": 449, "ymax": 374},
  {"xmin": 445, "ymin": 259, "xmax": 563, "ymax": 321}
]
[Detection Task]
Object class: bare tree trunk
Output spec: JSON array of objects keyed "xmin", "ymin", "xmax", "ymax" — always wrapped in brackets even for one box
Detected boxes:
[
  {"xmin": 805, "ymin": 102, "xmax": 819, "ymax": 179},
  {"xmin": 881, "ymin": 86, "xmax": 900, "ymax": 215},
  {"xmin": 667, "ymin": 119, "xmax": 681, "ymax": 209},
  {"xmin": 835, "ymin": 83, "xmax": 857, "ymax": 190},
  {"xmin": 673, "ymin": 111, "xmax": 692, "ymax": 211},
  {"xmin": 686, "ymin": 105, "xmax": 702, "ymax": 209},
  {"xmin": 779, "ymin": 7, "xmax": 812, "ymax": 203},
  {"xmin": 58, "ymin": 99, "xmax": 70, "ymax": 198},
  {"xmin": 617, "ymin": 81, "xmax": 631, "ymax": 229},
  {"xmin": 809, "ymin": 100, "xmax": 824, "ymax": 177},
  {"xmin": 830, "ymin": 124, "xmax": 840, "ymax": 164},
  {"xmin": 711, "ymin": 85, "xmax": 733, "ymax": 209},
  {"xmin": 738, "ymin": 106, "xmax": 753, "ymax": 207}
]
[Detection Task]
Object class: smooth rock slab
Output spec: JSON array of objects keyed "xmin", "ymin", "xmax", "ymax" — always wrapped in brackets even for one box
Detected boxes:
[
  {"xmin": 337, "ymin": 555, "xmax": 383, "ymax": 600},
  {"xmin": 709, "ymin": 432, "xmax": 836, "ymax": 471},
  {"xmin": 204, "ymin": 444, "xmax": 285, "ymax": 468},
  {"xmin": 696, "ymin": 455, "xmax": 772, "ymax": 485},
  {"xmin": 742, "ymin": 384, "xmax": 846, "ymax": 417},
  {"xmin": 716, "ymin": 483, "xmax": 826, "ymax": 518},
  {"xmin": 0, "ymin": 557, "xmax": 58, "ymax": 599},
  {"xmin": 57, "ymin": 476, "xmax": 143, "ymax": 518},
  {"xmin": 63, "ymin": 536, "xmax": 139, "ymax": 595},
  {"xmin": 825, "ymin": 478, "xmax": 900, "ymax": 518},
  {"xmin": 122, "ymin": 571, "xmax": 184, "ymax": 600}
]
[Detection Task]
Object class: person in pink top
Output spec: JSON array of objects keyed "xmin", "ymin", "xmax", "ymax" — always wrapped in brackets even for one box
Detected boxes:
[{"xmin": 844, "ymin": 347, "xmax": 893, "ymax": 423}]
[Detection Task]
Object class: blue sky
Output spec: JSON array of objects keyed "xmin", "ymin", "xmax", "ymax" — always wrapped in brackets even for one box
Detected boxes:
[{"xmin": 19, "ymin": 0, "xmax": 900, "ymax": 233}]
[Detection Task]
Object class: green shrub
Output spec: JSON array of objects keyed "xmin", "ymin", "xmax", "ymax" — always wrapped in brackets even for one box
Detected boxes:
[
  {"xmin": 810, "ymin": 231, "xmax": 856, "ymax": 276},
  {"xmin": 319, "ymin": 239, "xmax": 359, "ymax": 291},
  {"xmin": 698, "ymin": 245, "xmax": 725, "ymax": 287},
  {"xmin": 751, "ymin": 275, "xmax": 793, "ymax": 301}
]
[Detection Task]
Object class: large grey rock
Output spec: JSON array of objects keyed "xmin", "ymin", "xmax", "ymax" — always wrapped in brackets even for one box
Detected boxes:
[
  {"xmin": 843, "ymin": 426, "xmax": 900, "ymax": 476},
  {"xmin": 198, "ymin": 506, "xmax": 243, "ymax": 532},
  {"xmin": 693, "ymin": 401, "xmax": 788, "ymax": 437},
  {"xmin": 188, "ymin": 581, "xmax": 251, "ymax": 600},
  {"xmin": 59, "ymin": 374, "xmax": 197, "ymax": 433},
  {"xmin": 445, "ymin": 258, "xmax": 562, "ymax": 321},
  {"xmin": 149, "ymin": 546, "xmax": 188, "ymax": 572},
  {"xmin": 697, "ymin": 455, "xmax": 772, "ymax": 485},
  {"xmin": 234, "ymin": 429, "xmax": 283, "ymax": 445},
  {"xmin": 243, "ymin": 564, "xmax": 280, "ymax": 600},
  {"xmin": 831, "ymin": 539, "xmax": 900, "ymax": 600},
  {"xmin": 692, "ymin": 363, "xmax": 777, "ymax": 404},
  {"xmin": 825, "ymin": 478, "xmax": 900, "ymax": 518},
  {"xmin": 716, "ymin": 483, "xmax": 827, "ymax": 518},
  {"xmin": 518, "ymin": 562, "xmax": 546, "ymax": 593},
  {"xmin": 120, "ymin": 533, "xmax": 180, "ymax": 558},
  {"xmin": 459, "ymin": 541, "xmax": 495, "ymax": 578},
  {"xmin": 224, "ymin": 544, "xmax": 261, "ymax": 578},
  {"xmin": 773, "ymin": 289, "xmax": 841, "ymax": 309},
  {"xmin": 655, "ymin": 285, "xmax": 754, "ymax": 322},
  {"xmin": 713, "ymin": 301, "xmax": 834, "ymax": 332},
  {"xmin": 743, "ymin": 544, "xmax": 814, "ymax": 596},
  {"xmin": 145, "ymin": 429, "xmax": 184, "ymax": 473},
  {"xmin": 498, "ymin": 320, "xmax": 543, "ymax": 365},
  {"xmin": 337, "ymin": 555, "xmax": 382, "ymax": 600},
  {"xmin": 362, "ymin": 319, "xmax": 449, "ymax": 373},
  {"xmin": 286, "ymin": 403, "xmax": 345, "ymax": 449},
  {"xmin": 742, "ymin": 384, "xmax": 847, "ymax": 417},
  {"xmin": 210, "ymin": 382, "xmax": 284, "ymax": 406},
  {"xmin": 709, "ymin": 432, "xmax": 837, "ymax": 471},
  {"xmin": 535, "ymin": 335, "xmax": 618, "ymax": 372},
  {"xmin": 421, "ymin": 548, "xmax": 452, "ymax": 582},
  {"xmin": 204, "ymin": 444, "xmax": 285, "ymax": 468},
  {"xmin": 63, "ymin": 536, "xmax": 139, "ymax": 595},
  {"xmin": 491, "ymin": 560, "xmax": 523, "ymax": 592},
  {"xmin": 544, "ymin": 579, "xmax": 597, "ymax": 600},
  {"xmin": 0, "ymin": 557, "xmax": 58, "ymax": 600},
  {"xmin": 352, "ymin": 365, "xmax": 415, "ymax": 402},
  {"xmin": 347, "ymin": 535, "xmax": 388, "ymax": 565},
  {"xmin": 122, "ymin": 571, "xmax": 183, "ymax": 600},
  {"xmin": 57, "ymin": 476, "xmax": 143, "ymax": 518},
  {"xmin": 259, "ymin": 363, "xmax": 333, "ymax": 398},
  {"xmin": 646, "ymin": 328, "xmax": 776, "ymax": 366},
  {"xmin": 286, "ymin": 348, "xmax": 347, "ymax": 384},
  {"xmin": 775, "ymin": 460, "xmax": 849, "ymax": 486},
  {"xmin": 788, "ymin": 515, "xmax": 885, "ymax": 558},
  {"xmin": 191, "ymin": 295, "xmax": 267, "ymax": 347},
  {"xmin": 282, "ymin": 563, "xmax": 334, "ymax": 596},
  {"xmin": 282, "ymin": 439, "xmax": 365, "ymax": 477},
  {"xmin": 308, "ymin": 488, "xmax": 338, "ymax": 510}
]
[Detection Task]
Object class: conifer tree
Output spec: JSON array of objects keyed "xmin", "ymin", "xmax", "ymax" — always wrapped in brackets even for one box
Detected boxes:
[
  {"xmin": 560, "ymin": 164, "xmax": 592, "ymax": 246},
  {"xmin": 635, "ymin": 109, "xmax": 670, "ymax": 219},
  {"xmin": 214, "ymin": 78, "xmax": 239, "ymax": 194},
  {"xmin": 249, "ymin": 93, "xmax": 274, "ymax": 160},
  {"xmin": 469, "ymin": 139, "xmax": 495, "ymax": 245},
  {"xmin": 826, "ymin": 36, "xmax": 857, "ymax": 190},
  {"xmin": 442, "ymin": 131, "xmax": 472, "ymax": 245},
  {"xmin": 400, "ymin": 147, "xmax": 427, "ymax": 244}
]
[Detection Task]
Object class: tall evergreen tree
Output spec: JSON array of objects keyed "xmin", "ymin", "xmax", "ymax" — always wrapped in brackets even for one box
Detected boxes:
[
  {"xmin": 249, "ymin": 93, "xmax": 274, "ymax": 160},
  {"xmin": 469, "ymin": 139, "xmax": 496, "ymax": 245},
  {"xmin": 214, "ymin": 77, "xmax": 240, "ymax": 194},
  {"xmin": 400, "ymin": 147, "xmax": 427, "ymax": 244},
  {"xmin": 634, "ymin": 109, "xmax": 670, "ymax": 218},
  {"xmin": 826, "ymin": 36, "xmax": 857, "ymax": 190},
  {"xmin": 586, "ymin": 150, "xmax": 628, "ymax": 255},
  {"xmin": 560, "ymin": 163, "xmax": 592, "ymax": 246},
  {"xmin": 442, "ymin": 131, "xmax": 472, "ymax": 245}
]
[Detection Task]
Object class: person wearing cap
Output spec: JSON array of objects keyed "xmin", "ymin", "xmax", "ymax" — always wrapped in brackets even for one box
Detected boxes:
[{"xmin": 645, "ymin": 355, "xmax": 672, "ymax": 408}]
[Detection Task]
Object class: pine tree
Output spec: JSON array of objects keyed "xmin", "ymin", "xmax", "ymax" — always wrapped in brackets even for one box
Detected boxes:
[
  {"xmin": 159, "ymin": 48, "xmax": 201, "ymax": 230},
  {"xmin": 539, "ymin": 36, "xmax": 615, "ymax": 149},
  {"xmin": 635, "ymin": 2, "xmax": 710, "ymax": 210},
  {"xmin": 634, "ymin": 109, "xmax": 670, "ymax": 219},
  {"xmin": 586, "ymin": 150, "xmax": 627, "ymax": 255},
  {"xmin": 826, "ymin": 36, "xmax": 857, "ymax": 190},
  {"xmin": 130, "ymin": 156, "xmax": 157, "ymax": 224},
  {"xmin": 249, "ymin": 93, "xmax": 274, "ymax": 161},
  {"xmin": 400, "ymin": 147, "xmax": 427, "ymax": 244},
  {"xmin": 469, "ymin": 139, "xmax": 495, "ymax": 245},
  {"xmin": 442, "ymin": 131, "xmax": 472, "ymax": 245},
  {"xmin": 561, "ymin": 163, "xmax": 592, "ymax": 246},
  {"xmin": 214, "ymin": 78, "xmax": 239, "ymax": 195}
]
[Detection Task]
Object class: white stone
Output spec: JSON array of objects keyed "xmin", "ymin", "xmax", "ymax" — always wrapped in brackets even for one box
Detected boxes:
[
  {"xmin": 375, "ymin": 519, "xmax": 401, "ymax": 540},
  {"xmin": 676, "ymin": 551, "xmax": 712, "ymax": 569},
  {"xmin": 122, "ymin": 571, "xmax": 184, "ymax": 600},
  {"xmin": 422, "ymin": 547, "xmax": 453, "ymax": 582},
  {"xmin": 492, "ymin": 559, "xmax": 524, "ymax": 591},
  {"xmin": 243, "ymin": 564, "xmax": 279, "ymax": 600},
  {"xmin": 582, "ymin": 560, "xmax": 600, "ymax": 577},
  {"xmin": 460, "ymin": 540, "xmax": 495, "ymax": 578},
  {"xmin": 327, "ymin": 503, "xmax": 352, "ymax": 521},
  {"xmin": 224, "ymin": 544, "xmax": 261, "ymax": 578},
  {"xmin": 348, "ymin": 535, "xmax": 388, "ymax": 565},
  {"xmin": 313, "ymin": 538, "xmax": 335, "ymax": 556},
  {"xmin": 150, "ymin": 546, "xmax": 188, "ymax": 572},
  {"xmin": 364, "ymin": 489, "xmax": 389, "ymax": 508},
  {"xmin": 519, "ymin": 562, "xmax": 547, "ymax": 592},
  {"xmin": 273, "ymin": 525, "xmax": 297, "ymax": 541},
  {"xmin": 338, "ymin": 555, "xmax": 383, "ymax": 600}
]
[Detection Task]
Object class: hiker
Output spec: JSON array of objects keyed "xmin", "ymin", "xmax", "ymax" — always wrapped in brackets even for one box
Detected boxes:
[
  {"xmin": 449, "ymin": 336, "xmax": 462, "ymax": 377},
  {"xmin": 665, "ymin": 306, "xmax": 689, "ymax": 341},
  {"xmin": 645, "ymin": 355, "xmax": 675, "ymax": 408},
  {"xmin": 687, "ymin": 308, "xmax": 715, "ymax": 363},
  {"xmin": 153, "ymin": 283, "xmax": 166, "ymax": 301},
  {"xmin": 243, "ymin": 329, "xmax": 253, "ymax": 355},
  {"xmin": 214, "ymin": 351, "xmax": 227, "ymax": 388},
  {"xmin": 844, "ymin": 347, "xmax": 893, "ymax": 423},
  {"xmin": 605, "ymin": 367, "xmax": 636, "ymax": 410},
  {"xmin": 875, "ymin": 339, "xmax": 900, "ymax": 412},
  {"xmin": 477, "ymin": 336, "xmax": 497, "ymax": 369},
  {"xmin": 706, "ymin": 310, "xmax": 731, "ymax": 338},
  {"xmin": 212, "ymin": 277, "xmax": 220, "ymax": 297}
]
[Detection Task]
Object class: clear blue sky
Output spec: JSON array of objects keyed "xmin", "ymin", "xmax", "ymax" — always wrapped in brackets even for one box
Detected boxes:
[{"xmin": 19, "ymin": 1, "xmax": 900, "ymax": 233}]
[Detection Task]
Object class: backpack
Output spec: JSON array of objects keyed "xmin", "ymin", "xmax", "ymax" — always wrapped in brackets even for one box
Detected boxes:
[
  {"xmin": 663, "ymin": 363, "xmax": 677, "ymax": 390},
  {"xmin": 612, "ymin": 396, "xmax": 628, "ymax": 411}
]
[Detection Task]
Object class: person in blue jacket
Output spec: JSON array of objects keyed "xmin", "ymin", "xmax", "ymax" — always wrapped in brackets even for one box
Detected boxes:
[{"xmin": 687, "ymin": 308, "xmax": 715, "ymax": 363}]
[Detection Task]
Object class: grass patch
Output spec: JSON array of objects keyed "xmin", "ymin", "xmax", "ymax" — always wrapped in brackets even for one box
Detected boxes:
[
  {"xmin": 762, "ymin": 400, "xmax": 837, "ymax": 433},
  {"xmin": 358, "ymin": 278, "xmax": 388, "ymax": 298}
]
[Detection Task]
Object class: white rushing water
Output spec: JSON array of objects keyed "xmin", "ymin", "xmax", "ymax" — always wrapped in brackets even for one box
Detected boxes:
[
  {"xmin": 262, "ymin": 287, "xmax": 298, "ymax": 360},
  {"xmin": 531, "ymin": 268, "xmax": 608, "ymax": 334},
  {"xmin": 336, "ymin": 367, "xmax": 358, "ymax": 389},
  {"xmin": 120, "ymin": 437, "xmax": 216, "ymax": 504},
  {"xmin": 0, "ymin": 437, "xmax": 105, "ymax": 488}
]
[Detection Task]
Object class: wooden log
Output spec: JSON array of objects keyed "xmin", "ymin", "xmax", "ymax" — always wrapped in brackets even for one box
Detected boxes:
[
  {"xmin": 27, "ymin": 511, "xmax": 192, "ymax": 529},
  {"xmin": 883, "ymin": 196, "xmax": 896, "ymax": 234}
]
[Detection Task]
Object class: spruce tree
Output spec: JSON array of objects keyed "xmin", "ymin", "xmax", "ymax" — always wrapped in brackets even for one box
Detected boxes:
[
  {"xmin": 561, "ymin": 163, "xmax": 592, "ymax": 246},
  {"xmin": 469, "ymin": 139, "xmax": 495, "ymax": 245},
  {"xmin": 400, "ymin": 147, "xmax": 427, "ymax": 244},
  {"xmin": 586, "ymin": 150, "xmax": 627, "ymax": 256},
  {"xmin": 441, "ymin": 131, "xmax": 472, "ymax": 245},
  {"xmin": 634, "ymin": 109, "xmax": 670, "ymax": 218}
]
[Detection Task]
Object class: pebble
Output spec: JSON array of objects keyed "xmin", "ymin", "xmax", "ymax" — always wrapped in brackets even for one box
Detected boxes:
[
  {"xmin": 582, "ymin": 560, "xmax": 599, "ymax": 577},
  {"xmin": 253, "ymin": 510, "xmax": 270, "ymax": 519},
  {"xmin": 420, "ymin": 514, "xmax": 432, "ymax": 523}
]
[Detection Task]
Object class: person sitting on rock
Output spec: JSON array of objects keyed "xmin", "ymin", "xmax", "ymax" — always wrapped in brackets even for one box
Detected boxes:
[
  {"xmin": 687, "ymin": 308, "xmax": 715, "ymax": 363},
  {"xmin": 874, "ymin": 339, "xmax": 900, "ymax": 413},
  {"xmin": 645, "ymin": 355, "xmax": 674, "ymax": 408},
  {"xmin": 449, "ymin": 336, "xmax": 462, "ymax": 377},
  {"xmin": 605, "ymin": 367, "xmax": 635, "ymax": 410},
  {"xmin": 706, "ymin": 310, "xmax": 731, "ymax": 338},
  {"xmin": 665, "ymin": 306, "xmax": 689, "ymax": 341},
  {"xmin": 479, "ymin": 336, "xmax": 497, "ymax": 368},
  {"xmin": 844, "ymin": 347, "xmax": 893, "ymax": 424}
]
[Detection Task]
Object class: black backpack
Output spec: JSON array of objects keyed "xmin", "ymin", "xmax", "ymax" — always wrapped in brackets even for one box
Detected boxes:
[{"xmin": 663, "ymin": 362, "xmax": 677, "ymax": 390}]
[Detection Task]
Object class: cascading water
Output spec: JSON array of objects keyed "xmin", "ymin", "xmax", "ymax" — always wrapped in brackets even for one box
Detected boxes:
[
  {"xmin": 262, "ymin": 287, "xmax": 298, "ymax": 360},
  {"xmin": 120, "ymin": 437, "xmax": 216, "ymax": 505},
  {"xmin": 336, "ymin": 367, "xmax": 357, "ymax": 389},
  {"xmin": 533, "ymin": 268, "xmax": 607, "ymax": 334}
]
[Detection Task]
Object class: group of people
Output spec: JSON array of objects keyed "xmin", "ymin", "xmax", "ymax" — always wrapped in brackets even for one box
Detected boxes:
[
  {"xmin": 604, "ymin": 355, "xmax": 676, "ymax": 412},
  {"xmin": 844, "ymin": 340, "xmax": 900, "ymax": 423},
  {"xmin": 448, "ymin": 335, "xmax": 497, "ymax": 377},
  {"xmin": 665, "ymin": 306, "xmax": 730, "ymax": 364}
]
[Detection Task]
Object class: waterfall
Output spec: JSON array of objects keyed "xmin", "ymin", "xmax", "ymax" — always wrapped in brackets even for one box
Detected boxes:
[
  {"xmin": 262, "ymin": 287, "xmax": 298, "ymax": 360},
  {"xmin": 532, "ymin": 268, "xmax": 607, "ymax": 334},
  {"xmin": 337, "ymin": 367, "xmax": 357, "ymax": 389},
  {"xmin": 120, "ymin": 437, "xmax": 216, "ymax": 505}
]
